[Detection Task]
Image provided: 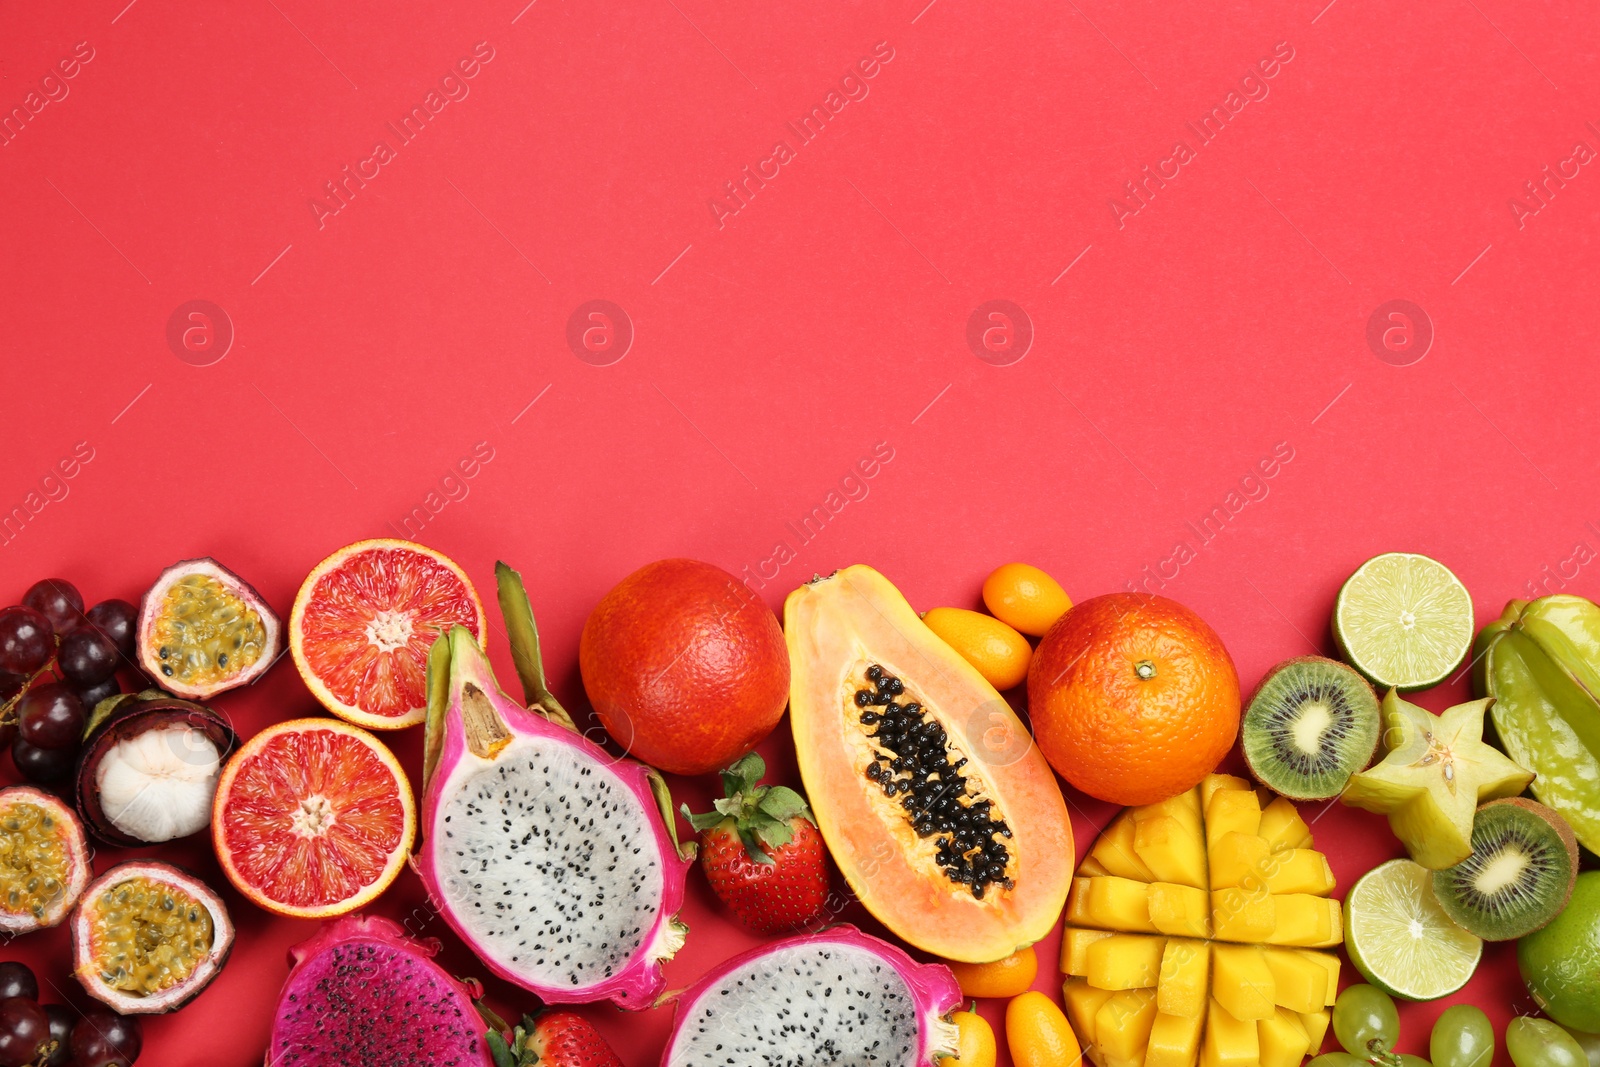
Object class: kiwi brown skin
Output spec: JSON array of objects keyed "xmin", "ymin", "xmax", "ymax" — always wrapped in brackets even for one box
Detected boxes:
[
  {"xmin": 1242, "ymin": 655, "xmax": 1382, "ymax": 802},
  {"xmin": 1431, "ymin": 797, "xmax": 1578, "ymax": 941}
]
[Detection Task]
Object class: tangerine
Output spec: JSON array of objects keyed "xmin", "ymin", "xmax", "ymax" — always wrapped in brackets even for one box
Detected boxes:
[{"xmin": 1027, "ymin": 593, "xmax": 1240, "ymax": 806}]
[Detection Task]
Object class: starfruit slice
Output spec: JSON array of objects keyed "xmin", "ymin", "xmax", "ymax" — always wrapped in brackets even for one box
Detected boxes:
[
  {"xmin": 1341, "ymin": 691, "xmax": 1534, "ymax": 868},
  {"xmin": 1474, "ymin": 595, "xmax": 1600, "ymax": 855}
]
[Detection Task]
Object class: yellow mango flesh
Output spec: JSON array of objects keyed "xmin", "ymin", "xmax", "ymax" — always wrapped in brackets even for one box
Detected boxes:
[
  {"xmin": 1063, "ymin": 774, "xmax": 1343, "ymax": 1067},
  {"xmin": 1086, "ymin": 934, "xmax": 1165, "ymax": 990},
  {"xmin": 1259, "ymin": 1009, "xmax": 1312, "ymax": 1067}
]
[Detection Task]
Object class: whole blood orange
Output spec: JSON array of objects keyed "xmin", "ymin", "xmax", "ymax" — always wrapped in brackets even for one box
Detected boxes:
[
  {"xmin": 211, "ymin": 718, "xmax": 415, "ymax": 918},
  {"xmin": 290, "ymin": 539, "xmax": 486, "ymax": 730},
  {"xmin": 579, "ymin": 559, "xmax": 788, "ymax": 776},
  {"xmin": 1028, "ymin": 593, "xmax": 1240, "ymax": 806}
]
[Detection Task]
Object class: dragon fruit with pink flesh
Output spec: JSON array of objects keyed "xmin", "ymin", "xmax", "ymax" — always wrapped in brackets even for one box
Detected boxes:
[
  {"xmin": 411, "ymin": 563, "xmax": 694, "ymax": 1009},
  {"xmin": 660, "ymin": 924, "xmax": 961, "ymax": 1066},
  {"xmin": 267, "ymin": 913, "xmax": 492, "ymax": 1067}
]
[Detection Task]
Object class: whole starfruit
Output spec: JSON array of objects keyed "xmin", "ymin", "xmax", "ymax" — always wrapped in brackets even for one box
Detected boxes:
[{"xmin": 1474, "ymin": 594, "xmax": 1600, "ymax": 855}]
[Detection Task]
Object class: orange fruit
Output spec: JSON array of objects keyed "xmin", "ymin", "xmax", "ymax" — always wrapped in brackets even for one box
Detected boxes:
[
  {"xmin": 212, "ymin": 718, "xmax": 415, "ymax": 918},
  {"xmin": 923, "ymin": 607, "xmax": 1032, "ymax": 690},
  {"xmin": 1007, "ymin": 990, "xmax": 1081, "ymax": 1067},
  {"xmin": 983, "ymin": 563, "xmax": 1072, "ymax": 636},
  {"xmin": 290, "ymin": 539, "xmax": 486, "ymax": 730},
  {"xmin": 946, "ymin": 944, "xmax": 1039, "ymax": 998},
  {"xmin": 951, "ymin": 1007, "xmax": 998, "ymax": 1066},
  {"xmin": 1028, "ymin": 593, "xmax": 1240, "ymax": 806},
  {"xmin": 580, "ymin": 559, "xmax": 789, "ymax": 775}
]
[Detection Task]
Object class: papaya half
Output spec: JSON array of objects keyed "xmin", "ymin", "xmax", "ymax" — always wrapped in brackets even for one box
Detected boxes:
[{"xmin": 785, "ymin": 565, "xmax": 1073, "ymax": 963}]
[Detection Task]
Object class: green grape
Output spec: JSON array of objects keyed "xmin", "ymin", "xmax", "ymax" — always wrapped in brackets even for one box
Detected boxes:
[
  {"xmin": 1309, "ymin": 1055, "xmax": 1367, "ymax": 1067},
  {"xmin": 1400, "ymin": 1057, "xmax": 1435, "ymax": 1067},
  {"xmin": 1508, "ymin": 1018, "xmax": 1587, "ymax": 1067},
  {"xmin": 1334, "ymin": 983, "xmax": 1401, "ymax": 1057},
  {"xmin": 1432, "ymin": 1004, "xmax": 1495, "ymax": 1067},
  {"xmin": 1559, "ymin": 1028, "xmax": 1600, "ymax": 1067}
]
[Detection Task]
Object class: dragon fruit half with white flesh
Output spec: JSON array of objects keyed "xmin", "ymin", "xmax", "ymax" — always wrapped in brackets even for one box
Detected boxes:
[
  {"xmin": 412, "ymin": 563, "xmax": 694, "ymax": 1009},
  {"xmin": 659, "ymin": 924, "xmax": 962, "ymax": 1066}
]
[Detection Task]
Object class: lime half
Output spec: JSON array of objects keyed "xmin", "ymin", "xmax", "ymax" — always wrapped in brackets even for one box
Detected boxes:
[
  {"xmin": 1333, "ymin": 552, "xmax": 1473, "ymax": 691},
  {"xmin": 1345, "ymin": 858, "xmax": 1482, "ymax": 1000}
]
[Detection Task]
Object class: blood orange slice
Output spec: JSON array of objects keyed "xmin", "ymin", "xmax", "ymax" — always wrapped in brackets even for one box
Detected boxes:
[
  {"xmin": 290, "ymin": 539, "xmax": 486, "ymax": 729},
  {"xmin": 211, "ymin": 718, "xmax": 415, "ymax": 918}
]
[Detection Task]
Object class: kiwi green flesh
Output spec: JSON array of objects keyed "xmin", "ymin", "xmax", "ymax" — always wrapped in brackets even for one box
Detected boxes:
[
  {"xmin": 1241, "ymin": 656, "xmax": 1381, "ymax": 801},
  {"xmin": 1432, "ymin": 797, "xmax": 1578, "ymax": 941}
]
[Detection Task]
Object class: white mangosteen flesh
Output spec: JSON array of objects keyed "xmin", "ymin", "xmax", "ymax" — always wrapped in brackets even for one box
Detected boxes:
[{"xmin": 95, "ymin": 727, "xmax": 222, "ymax": 843}]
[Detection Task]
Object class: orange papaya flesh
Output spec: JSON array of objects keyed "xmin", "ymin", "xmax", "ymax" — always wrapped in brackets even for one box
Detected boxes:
[{"xmin": 785, "ymin": 565, "xmax": 1074, "ymax": 963}]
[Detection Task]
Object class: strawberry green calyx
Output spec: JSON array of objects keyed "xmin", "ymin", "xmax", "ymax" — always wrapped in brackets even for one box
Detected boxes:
[
  {"xmin": 682, "ymin": 752, "xmax": 814, "ymax": 864},
  {"xmin": 485, "ymin": 1014, "xmax": 541, "ymax": 1067}
]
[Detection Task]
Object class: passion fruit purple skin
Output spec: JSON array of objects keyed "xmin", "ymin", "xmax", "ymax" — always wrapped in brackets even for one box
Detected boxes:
[
  {"xmin": 71, "ymin": 860, "xmax": 234, "ymax": 1015},
  {"xmin": 135, "ymin": 557, "xmax": 282, "ymax": 700},
  {"xmin": 0, "ymin": 786, "xmax": 91, "ymax": 935},
  {"xmin": 74, "ymin": 693, "xmax": 238, "ymax": 847}
]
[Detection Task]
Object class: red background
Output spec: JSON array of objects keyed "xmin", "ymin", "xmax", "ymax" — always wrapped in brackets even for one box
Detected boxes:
[{"xmin": 2, "ymin": 0, "xmax": 1598, "ymax": 1062}]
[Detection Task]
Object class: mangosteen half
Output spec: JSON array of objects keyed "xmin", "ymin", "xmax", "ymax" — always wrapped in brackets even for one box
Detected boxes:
[{"xmin": 75, "ymin": 691, "xmax": 238, "ymax": 847}]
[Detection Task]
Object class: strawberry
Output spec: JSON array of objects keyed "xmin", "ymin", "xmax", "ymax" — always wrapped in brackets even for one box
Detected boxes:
[
  {"xmin": 682, "ymin": 752, "xmax": 831, "ymax": 934},
  {"xmin": 487, "ymin": 1010, "xmax": 623, "ymax": 1067}
]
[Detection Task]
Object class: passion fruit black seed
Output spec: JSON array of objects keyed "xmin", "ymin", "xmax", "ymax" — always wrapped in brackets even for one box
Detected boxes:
[{"xmin": 856, "ymin": 666, "xmax": 1013, "ymax": 899}]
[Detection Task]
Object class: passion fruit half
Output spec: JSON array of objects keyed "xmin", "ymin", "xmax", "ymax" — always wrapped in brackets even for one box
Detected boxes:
[
  {"xmin": 75, "ymin": 692, "xmax": 238, "ymax": 847},
  {"xmin": 71, "ymin": 860, "xmax": 234, "ymax": 1014},
  {"xmin": 0, "ymin": 786, "xmax": 91, "ymax": 934},
  {"xmin": 136, "ymin": 558, "xmax": 282, "ymax": 700}
]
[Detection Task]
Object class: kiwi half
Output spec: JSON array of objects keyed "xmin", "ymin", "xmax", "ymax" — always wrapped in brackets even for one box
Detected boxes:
[
  {"xmin": 1241, "ymin": 656, "xmax": 1381, "ymax": 800},
  {"xmin": 1432, "ymin": 798, "xmax": 1578, "ymax": 941}
]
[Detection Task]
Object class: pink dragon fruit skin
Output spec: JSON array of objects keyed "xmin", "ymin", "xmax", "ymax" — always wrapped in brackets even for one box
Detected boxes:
[
  {"xmin": 659, "ymin": 924, "xmax": 962, "ymax": 1066},
  {"xmin": 266, "ymin": 913, "xmax": 493, "ymax": 1067},
  {"xmin": 412, "ymin": 625, "xmax": 693, "ymax": 1009}
]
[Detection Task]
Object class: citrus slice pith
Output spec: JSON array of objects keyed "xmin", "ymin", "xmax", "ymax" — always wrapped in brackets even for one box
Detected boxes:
[
  {"xmin": 290, "ymin": 538, "xmax": 486, "ymax": 729},
  {"xmin": 211, "ymin": 718, "xmax": 415, "ymax": 919}
]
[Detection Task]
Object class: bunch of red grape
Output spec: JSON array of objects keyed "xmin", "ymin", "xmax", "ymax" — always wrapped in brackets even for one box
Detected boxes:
[
  {"xmin": 0, "ymin": 961, "xmax": 141, "ymax": 1067},
  {"xmin": 0, "ymin": 579, "xmax": 136, "ymax": 783}
]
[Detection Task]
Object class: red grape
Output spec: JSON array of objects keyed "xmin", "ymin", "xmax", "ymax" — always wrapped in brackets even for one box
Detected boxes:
[
  {"xmin": 16, "ymin": 684, "xmax": 84, "ymax": 750},
  {"xmin": 21, "ymin": 580, "xmax": 82, "ymax": 637},
  {"xmin": 0, "ymin": 964, "xmax": 36, "ymax": 1003},
  {"xmin": 70, "ymin": 1009, "xmax": 141, "ymax": 1067},
  {"xmin": 85, "ymin": 600, "xmax": 137, "ymax": 659},
  {"xmin": 59, "ymin": 628, "xmax": 117, "ymax": 688},
  {"xmin": 75, "ymin": 677, "xmax": 120, "ymax": 712},
  {"xmin": 10, "ymin": 738, "xmax": 75, "ymax": 783},
  {"xmin": 0, "ymin": 996, "xmax": 48, "ymax": 1067},
  {"xmin": 39, "ymin": 1005, "xmax": 72, "ymax": 1067},
  {"xmin": 0, "ymin": 608, "xmax": 53, "ymax": 676}
]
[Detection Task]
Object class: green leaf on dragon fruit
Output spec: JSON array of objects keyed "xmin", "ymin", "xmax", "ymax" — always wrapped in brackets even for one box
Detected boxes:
[
  {"xmin": 650, "ymin": 770, "xmax": 697, "ymax": 862},
  {"xmin": 422, "ymin": 631, "xmax": 452, "ymax": 793},
  {"xmin": 495, "ymin": 561, "xmax": 578, "ymax": 733}
]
